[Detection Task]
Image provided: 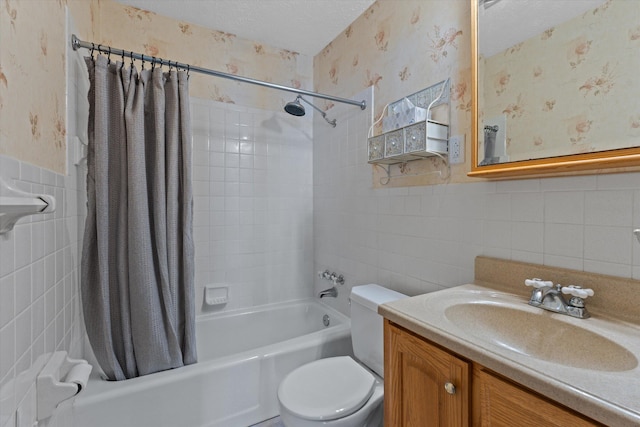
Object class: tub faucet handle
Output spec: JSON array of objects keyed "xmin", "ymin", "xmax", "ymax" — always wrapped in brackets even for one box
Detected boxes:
[
  {"xmin": 318, "ymin": 269, "xmax": 331, "ymax": 280},
  {"xmin": 330, "ymin": 273, "xmax": 344, "ymax": 286}
]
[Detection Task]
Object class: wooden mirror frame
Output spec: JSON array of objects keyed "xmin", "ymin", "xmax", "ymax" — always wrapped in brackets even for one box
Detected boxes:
[{"xmin": 468, "ymin": 0, "xmax": 640, "ymax": 179}]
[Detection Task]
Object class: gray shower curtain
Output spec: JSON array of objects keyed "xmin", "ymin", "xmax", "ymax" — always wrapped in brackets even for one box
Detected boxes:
[{"xmin": 81, "ymin": 55, "xmax": 196, "ymax": 380}]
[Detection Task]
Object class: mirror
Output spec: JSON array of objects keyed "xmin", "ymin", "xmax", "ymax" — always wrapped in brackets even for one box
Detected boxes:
[{"xmin": 470, "ymin": 0, "xmax": 640, "ymax": 178}]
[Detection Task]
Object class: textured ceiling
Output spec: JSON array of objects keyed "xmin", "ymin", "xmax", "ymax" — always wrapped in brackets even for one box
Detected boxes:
[{"xmin": 114, "ymin": 0, "xmax": 376, "ymax": 56}]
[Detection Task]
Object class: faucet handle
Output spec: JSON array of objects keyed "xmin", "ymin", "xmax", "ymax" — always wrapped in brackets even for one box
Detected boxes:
[
  {"xmin": 561, "ymin": 285, "xmax": 594, "ymax": 299},
  {"xmin": 524, "ymin": 278, "xmax": 554, "ymax": 288}
]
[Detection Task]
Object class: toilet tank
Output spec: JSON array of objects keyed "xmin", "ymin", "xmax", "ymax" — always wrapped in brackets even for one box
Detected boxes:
[{"xmin": 350, "ymin": 284, "xmax": 407, "ymax": 378}]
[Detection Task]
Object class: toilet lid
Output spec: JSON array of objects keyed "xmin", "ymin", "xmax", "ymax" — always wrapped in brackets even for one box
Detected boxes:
[{"xmin": 278, "ymin": 356, "xmax": 376, "ymax": 421}]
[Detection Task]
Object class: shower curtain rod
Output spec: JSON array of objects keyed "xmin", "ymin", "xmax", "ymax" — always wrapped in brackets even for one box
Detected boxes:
[{"xmin": 71, "ymin": 35, "xmax": 367, "ymax": 110}]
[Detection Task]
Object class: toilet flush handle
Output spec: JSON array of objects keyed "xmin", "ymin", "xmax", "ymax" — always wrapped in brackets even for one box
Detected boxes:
[{"xmin": 444, "ymin": 382, "xmax": 456, "ymax": 395}]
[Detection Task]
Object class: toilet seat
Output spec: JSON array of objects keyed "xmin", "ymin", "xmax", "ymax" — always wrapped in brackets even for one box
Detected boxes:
[{"xmin": 278, "ymin": 356, "xmax": 376, "ymax": 421}]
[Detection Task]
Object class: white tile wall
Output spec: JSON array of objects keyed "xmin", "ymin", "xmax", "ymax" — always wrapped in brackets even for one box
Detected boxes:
[
  {"xmin": 0, "ymin": 12, "xmax": 88, "ymax": 427},
  {"xmin": 0, "ymin": 154, "xmax": 85, "ymax": 427},
  {"xmin": 313, "ymin": 87, "xmax": 640, "ymax": 316},
  {"xmin": 190, "ymin": 98, "xmax": 314, "ymax": 314}
]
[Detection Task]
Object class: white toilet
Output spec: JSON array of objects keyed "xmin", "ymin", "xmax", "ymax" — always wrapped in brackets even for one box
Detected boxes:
[{"xmin": 277, "ymin": 284, "xmax": 407, "ymax": 427}]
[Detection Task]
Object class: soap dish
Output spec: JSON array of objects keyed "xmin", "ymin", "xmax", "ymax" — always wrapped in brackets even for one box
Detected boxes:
[{"xmin": 204, "ymin": 285, "xmax": 228, "ymax": 306}]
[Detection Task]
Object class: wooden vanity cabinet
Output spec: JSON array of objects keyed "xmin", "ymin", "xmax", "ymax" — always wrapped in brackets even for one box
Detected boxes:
[
  {"xmin": 384, "ymin": 320, "xmax": 470, "ymax": 427},
  {"xmin": 384, "ymin": 320, "xmax": 603, "ymax": 427}
]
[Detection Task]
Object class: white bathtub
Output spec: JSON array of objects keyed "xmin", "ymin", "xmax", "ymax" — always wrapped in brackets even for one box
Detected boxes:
[{"xmin": 72, "ymin": 299, "xmax": 352, "ymax": 427}]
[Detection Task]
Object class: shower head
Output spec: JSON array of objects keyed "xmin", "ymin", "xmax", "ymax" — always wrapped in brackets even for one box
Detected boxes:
[
  {"xmin": 284, "ymin": 95, "xmax": 337, "ymax": 127},
  {"xmin": 284, "ymin": 96, "xmax": 306, "ymax": 116}
]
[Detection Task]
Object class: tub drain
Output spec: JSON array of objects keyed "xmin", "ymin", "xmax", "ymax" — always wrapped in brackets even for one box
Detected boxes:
[{"xmin": 323, "ymin": 314, "xmax": 330, "ymax": 327}]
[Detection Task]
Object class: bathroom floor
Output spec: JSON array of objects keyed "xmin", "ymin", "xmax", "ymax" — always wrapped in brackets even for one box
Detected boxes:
[{"xmin": 250, "ymin": 416, "xmax": 284, "ymax": 427}]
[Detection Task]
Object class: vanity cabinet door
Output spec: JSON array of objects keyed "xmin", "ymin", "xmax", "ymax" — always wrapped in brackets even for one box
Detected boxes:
[
  {"xmin": 384, "ymin": 320, "xmax": 470, "ymax": 427},
  {"xmin": 473, "ymin": 368, "xmax": 603, "ymax": 427}
]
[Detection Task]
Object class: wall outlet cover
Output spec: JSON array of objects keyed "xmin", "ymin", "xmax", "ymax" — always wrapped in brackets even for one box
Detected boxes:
[{"xmin": 449, "ymin": 134, "xmax": 465, "ymax": 164}]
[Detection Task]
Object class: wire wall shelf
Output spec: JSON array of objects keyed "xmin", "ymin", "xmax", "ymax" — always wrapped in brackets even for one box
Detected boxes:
[{"xmin": 368, "ymin": 79, "xmax": 450, "ymax": 166}]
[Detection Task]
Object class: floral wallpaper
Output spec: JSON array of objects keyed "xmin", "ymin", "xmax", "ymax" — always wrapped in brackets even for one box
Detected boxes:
[
  {"xmin": 481, "ymin": 0, "xmax": 640, "ymax": 163},
  {"xmin": 4, "ymin": 0, "xmax": 637, "ymax": 181},
  {"xmin": 314, "ymin": 0, "xmax": 473, "ymax": 186},
  {"xmin": 5, "ymin": 0, "xmax": 472, "ymax": 184},
  {"xmin": 96, "ymin": 1, "xmax": 312, "ymax": 113},
  {"xmin": 0, "ymin": 0, "xmax": 312, "ymax": 174},
  {"xmin": 0, "ymin": 0, "xmax": 90, "ymax": 174}
]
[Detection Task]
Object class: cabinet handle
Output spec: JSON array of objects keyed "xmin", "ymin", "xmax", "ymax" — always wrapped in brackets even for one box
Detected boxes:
[{"xmin": 444, "ymin": 382, "xmax": 456, "ymax": 395}]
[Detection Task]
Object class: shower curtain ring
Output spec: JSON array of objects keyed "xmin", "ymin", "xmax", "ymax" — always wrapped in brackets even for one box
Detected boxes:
[
  {"xmin": 130, "ymin": 51, "xmax": 134, "ymax": 67},
  {"xmin": 151, "ymin": 57, "xmax": 155, "ymax": 70},
  {"xmin": 90, "ymin": 43, "xmax": 95, "ymax": 60},
  {"xmin": 141, "ymin": 55, "xmax": 145, "ymax": 70},
  {"xmin": 107, "ymin": 46, "xmax": 111, "ymax": 64},
  {"xmin": 187, "ymin": 64, "xmax": 190, "ymax": 80}
]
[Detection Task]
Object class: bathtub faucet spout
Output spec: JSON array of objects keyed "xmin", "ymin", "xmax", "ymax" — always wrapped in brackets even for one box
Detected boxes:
[{"xmin": 319, "ymin": 286, "xmax": 338, "ymax": 298}]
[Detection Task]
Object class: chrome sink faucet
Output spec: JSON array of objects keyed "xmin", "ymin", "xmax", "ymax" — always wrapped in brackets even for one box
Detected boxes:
[{"xmin": 524, "ymin": 279, "xmax": 594, "ymax": 319}]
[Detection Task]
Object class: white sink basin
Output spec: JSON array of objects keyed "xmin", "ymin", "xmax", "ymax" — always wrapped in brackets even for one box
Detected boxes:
[{"xmin": 444, "ymin": 301, "xmax": 638, "ymax": 372}]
